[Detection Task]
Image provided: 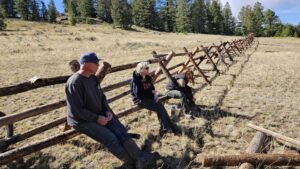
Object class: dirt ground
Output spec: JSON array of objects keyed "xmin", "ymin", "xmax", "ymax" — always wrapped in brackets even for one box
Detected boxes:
[{"xmin": 0, "ymin": 20, "xmax": 299, "ymax": 169}]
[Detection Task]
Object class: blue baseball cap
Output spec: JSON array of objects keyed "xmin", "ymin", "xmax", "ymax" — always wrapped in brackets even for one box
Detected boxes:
[{"xmin": 79, "ymin": 52, "xmax": 100, "ymax": 64}]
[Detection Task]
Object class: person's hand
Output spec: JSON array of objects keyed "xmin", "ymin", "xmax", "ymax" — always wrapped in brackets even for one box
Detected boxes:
[
  {"xmin": 106, "ymin": 111, "xmax": 113, "ymax": 121},
  {"xmin": 152, "ymin": 90, "xmax": 157, "ymax": 94},
  {"xmin": 193, "ymin": 97, "xmax": 196, "ymax": 101},
  {"xmin": 97, "ymin": 116, "xmax": 109, "ymax": 126}
]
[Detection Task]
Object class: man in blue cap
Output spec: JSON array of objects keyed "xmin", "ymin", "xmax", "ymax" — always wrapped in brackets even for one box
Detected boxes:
[{"xmin": 65, "ymin": 52, "xmax": 156, "ymax": 168}]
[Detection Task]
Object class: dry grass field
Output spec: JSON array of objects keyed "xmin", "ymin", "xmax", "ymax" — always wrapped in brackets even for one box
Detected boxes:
[{"xmin": 0, "ymin": 20, "xmax": 299, "ymax": 169}]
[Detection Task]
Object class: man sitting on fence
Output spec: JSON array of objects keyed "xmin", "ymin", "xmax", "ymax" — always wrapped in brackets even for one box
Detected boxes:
[
  {"xmin": 130, "ymin": 61, "xmax": 178, "ymax": 136},
  {"xmin": 166, "ymin": 70, "xmax": 199, "ymax": 116},
  {"xmin": 65, "ymin": 53, "xmax": 156, "ymax": 168}
]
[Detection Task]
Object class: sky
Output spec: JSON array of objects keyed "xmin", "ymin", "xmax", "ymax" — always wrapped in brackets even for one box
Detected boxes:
[{"xmin": 43, "ymin": 0, "xmax": 300, "ymax": 25}]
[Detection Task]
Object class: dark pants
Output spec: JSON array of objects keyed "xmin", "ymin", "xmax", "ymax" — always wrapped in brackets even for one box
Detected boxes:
[
  {"xmin": 73, "ymin": 118, "xmax": 131, "ymax": 159},
  {"xmin": 137, "ymin": 99, "xmax": 175, "ymax": 132},
  {"xmin": 166, "ymin": 86, "xmax": 195, "ymax": 113}
]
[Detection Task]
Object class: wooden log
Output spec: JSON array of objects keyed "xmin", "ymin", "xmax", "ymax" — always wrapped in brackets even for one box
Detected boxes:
[
  {"xmin": 152, "ymin": 51, "xmax": 174, "ymax": 82},
  {"xmin": 221, "ymin": 41, "xmax": 234, "ymax": 62},
  {"xmin": 0, "ymin": 112, "xmax": 13, "ymax": 139},
  {"xmin": 0, "ymin": 75, "xmax": 71, "ymax": 97},
  {"xmin": 0, "ymin": 117, "xmax": 66, "ymax": 147},
  {"xmin": 200, "ymin": 45, "xmax": 220, "ymax": 73},
  {"xmin": 0, "ymin": 100, "xmax": 66, "ymax": 128},
  {"xmin": 0, "ymin": 129, "xmax": 79, "ymax": 165},
  {"xmin": 201, "ymin": 153, "xmax": 300, "ymax": 167},
  {"xmin": 178, "ymin": 47, "xmax": 199, "ymax": 73},
  {"xmin": 239, "ymin": 132, "xmax": 268, "ymax": 169},
  {"xmin": 247, "ymin": 123, "xmax": 300, "ymax": 147},
  {"xmin": 183, "ymin": 47, "xmax": 210, "ymax": 84},
  {"xmin": 96, "ymin": 61, "xmax": 112, "ymax": 83},
  {"xmin": 213, "ymin": 43, "xmax": 228, "ymax": 66}
]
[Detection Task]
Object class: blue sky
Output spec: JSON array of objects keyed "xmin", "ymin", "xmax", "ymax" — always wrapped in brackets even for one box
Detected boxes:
[{"xmin": 43, "ymin": 0, "xmax": 300, "ymax": 25}]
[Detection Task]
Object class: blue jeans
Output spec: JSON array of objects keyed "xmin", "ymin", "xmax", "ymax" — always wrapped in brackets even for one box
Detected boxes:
[{"xmin": 73, "ymin": 118, "xmax": 131, "ymax": 158}]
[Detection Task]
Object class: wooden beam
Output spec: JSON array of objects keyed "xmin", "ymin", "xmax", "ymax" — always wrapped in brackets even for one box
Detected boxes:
[
  {"xmin": 239, "ymin": 132, "xmax": 268, "ymax": 169},
  {"xmin": 183, "ymin": 47, "xmax": 210, "ymax": 84},
  {"xmin": 221, "ymin": 41, "xmax": 234, "ymax": 62},
  {"xmin": 201, "ymin": 153, "xmax": 300, "ymax": 167},
  {"xmin": 178, "ymin": 47, "xmax": 199, "ymax": 73},
  {"xmin": 200, "ymin": 45, "xmax": 220, "ymax": 73},
  {"xmin": 152, "ymin": 51, "xmax": 174, "ymax": 82},
  {"xmin": 247, "ymin": 123, "xmax": 300, "ymax": 147},
  {"xmin": 213, "ymin": 43, "xmax": 228, "ymax": 66}
]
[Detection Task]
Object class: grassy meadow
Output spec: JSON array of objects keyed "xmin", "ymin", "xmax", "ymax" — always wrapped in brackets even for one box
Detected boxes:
[{"xmin": 0, "ymin": 20, "xmax": 299, "ymax": 169}]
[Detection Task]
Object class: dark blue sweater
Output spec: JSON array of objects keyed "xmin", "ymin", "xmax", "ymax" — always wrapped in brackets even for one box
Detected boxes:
[{"xmin": 65, "ymin": 73, "xmax": 111, "ymax": 126}]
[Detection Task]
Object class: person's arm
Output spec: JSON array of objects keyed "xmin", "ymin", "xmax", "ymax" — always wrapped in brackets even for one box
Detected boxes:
[
  {"xmin": 99, "ymin": 88, "xmax": 113, "ymax": 114},
  {"xmin": 131, "ymin": 79, "xmax": 145, "ymax": 99},
  {"xmin": 66, "ymin": 83, "xmax": 99, "ymax": 122}
]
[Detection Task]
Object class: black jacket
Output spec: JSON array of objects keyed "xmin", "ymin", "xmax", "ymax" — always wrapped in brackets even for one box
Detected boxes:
[
  {"xmin": 166, "ymin": 73, "xmax": 189, "ymax": 91},
  {"xmin": 130, "ymin": 71, "xmax": 155, "ymax": 104}
]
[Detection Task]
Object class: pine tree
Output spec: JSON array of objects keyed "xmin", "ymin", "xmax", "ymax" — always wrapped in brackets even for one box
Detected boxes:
[
  {"xmin": 15, "ymin": 0, "xmax": 30, "ymax": 20},
  {"xmin": 209, "ymin": 0, "xmax": 223, "ymax": 34},
  {"xmin": 159, "ymin": 0, "xmax": 176, "ymax": 32},
  {"xmin": 63, "ymin": 0, "xmax": 68, "ymax": 13},
  {"xmin": 175, "ymin": 0, "xmax": 191, "ymax": 32},
  {"xmin": 40, "ymin": 1, "xmax": 48, "ymax": 21},
  {"xmin": 48, "ymin": 0, "xmax": 57, "ymax": 23},
  {"xmin": 0, "ymin": 0, "xmax": 15, "ymax": 17},
  {"xmin": 67, "ymin": 0, "xmax": 77, "ymax": 25},
  {"xmin": 78, "ymin": 0, "xmax": 94, "ymax": 23},
  {"xmin": 204, "ymin": 0, "xmax": 212, "ymax": 33},
  {"xmin": 238, "ymin": 5, "xmax": 254, "ymax": 35},
  {"xmin": 30, "ymin": 0, "xmax": 40, "ymax": 21},
  {"xmin": 190, "ymin": 0, "xmax": 205, "ymax": 33},
  {"xmin": 96, "ymin": 0, "xmax": 112, "ymax": 23},
  {"xmin": 132, "ymin": 0, "xmax": 156, "ymax": 29},
  {"xmin": 252, "ymin": 2, "xmax": 264, "ymax": 36},
  {"xmin": 0, "ymin": 7, "xmax": 6, "ymax": 30},
  {"xmin": 222, "ymin": 2, "xmax": 235, "ymax": 35},
  {"xmin": 111, "ymin": 0, "xmax": 132, "ymax": 29}
]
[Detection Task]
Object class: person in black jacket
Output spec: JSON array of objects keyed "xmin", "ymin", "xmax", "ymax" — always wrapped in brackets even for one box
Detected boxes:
[
  {"xmin": 130, "ymin": 62, "xmax": 177, "ymax": 135},
  {"xmin": 166, "ymin": 70, "xmax": 197, "ymax": 115}
]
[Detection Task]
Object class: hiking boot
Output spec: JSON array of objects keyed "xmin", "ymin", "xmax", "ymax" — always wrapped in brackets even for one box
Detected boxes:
[{"xmin": 136, "ymin": 152, "xmax": 157, "ymax": 169}]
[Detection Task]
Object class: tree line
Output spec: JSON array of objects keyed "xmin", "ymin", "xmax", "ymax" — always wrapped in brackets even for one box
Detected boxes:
[{"xmin": 0, "ymin": 0, "xmax": 299, "ymax": 38}]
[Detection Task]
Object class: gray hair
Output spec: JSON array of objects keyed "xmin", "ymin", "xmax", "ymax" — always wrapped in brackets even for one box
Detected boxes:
[{"xmin": 135, "ymin": 61, "xmax": 149, "ymax": 74}]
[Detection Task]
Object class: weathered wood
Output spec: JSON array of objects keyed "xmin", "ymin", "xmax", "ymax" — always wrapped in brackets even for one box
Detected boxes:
[
  {"xmin": 152, "ymin": 51, "xmax": 174, "ymax": 82},
  {"xmin": 0, "ymin": 112, "xmax": 13, "ymax": 139},
  {"xmin": 221, "ymin": 41, "xmax": 234, "ymax": 61},
  {"xmin": 96, "ymin": 61, "xmax": 112, "ymax": 83},
  {"xmin": 0, "ymin": 129, "xmax": 79, "ymax": 165},
  {"xmin": 201, "ymin": 153, "xmax": 300, "ymax": 167},
  {"xmin": 247, "ymin": 123, "xmax": 300, "ymax": 147},
  {"xmin": 201, "ymin": 45, "xmax": 220, "ymax": 73},
  {"xmin": 178, "ymin": 47, "xmax": 199, "ymax": 73},
  {"xmin": 0, "ymin": 75, "xmax": 71, "ymax": 97},
  {"xmin": 0, "ymin": 100, "xmax": 66, "ymax": 128},
  {"xmin": 183, "ymin": 47, "xmax": 210, "ymax": 84},
  {"xmin": 213, "ymin": 43, "xmax": 228, "ymax": 66},
  {"xmin": 0, "ymin": 117, "xmax": 66, "ymax": 147},
  {"xmin": 239, "ymin": 132, "xmax": 268, "ymax": 169}
]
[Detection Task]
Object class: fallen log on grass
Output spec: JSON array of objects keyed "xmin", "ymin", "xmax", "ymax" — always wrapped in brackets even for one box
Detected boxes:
[
  {"xmin": 247, "ymin": 123, "xmax": 300, "ymax": 148},
  {"xmin": 239, "ymin": 132, "xmax": 268, "ymax": 169},
  {"xmin": 201, "ymin": 153, "xmax": 300, "ymax": 167}
]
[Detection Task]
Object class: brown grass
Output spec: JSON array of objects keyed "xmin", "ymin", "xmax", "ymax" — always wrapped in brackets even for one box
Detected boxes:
[{"xmin": 0, "ymin": 20, "xmax": 299, "ymax": 169}]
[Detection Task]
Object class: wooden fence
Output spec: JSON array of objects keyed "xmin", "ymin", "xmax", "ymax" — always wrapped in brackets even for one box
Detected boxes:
[{"xmin": 0, "ymin": 34, "xmax": 256, "ymax": 165}]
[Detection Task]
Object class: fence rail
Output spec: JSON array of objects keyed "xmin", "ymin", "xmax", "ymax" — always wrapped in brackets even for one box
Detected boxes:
[{"xmin": 0, "ymin": 33, "xmax": 256, "ymax": 165}]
